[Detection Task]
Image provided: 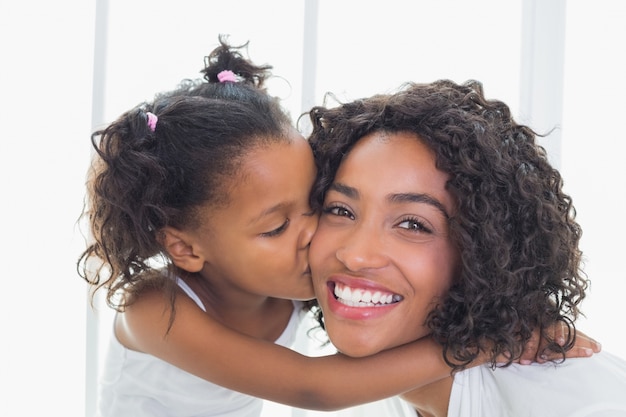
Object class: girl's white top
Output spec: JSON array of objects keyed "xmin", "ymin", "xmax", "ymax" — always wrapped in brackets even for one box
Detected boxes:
[
  {"xmin": 448, "ymin": 350, "xmax": 626, "ymax": 417},
  {"xmin": 96, "ymin": 278, "xmax": 306, "ymax": 417}
]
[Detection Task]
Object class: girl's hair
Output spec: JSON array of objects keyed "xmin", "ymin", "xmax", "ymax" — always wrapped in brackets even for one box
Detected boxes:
[
  {"xmin": 308, "ymin": 79, "xmax": 587, "ymax": 371},
  {"xmin": 78, "ymin": 36, "xmax": 294, "ymax": 310}
]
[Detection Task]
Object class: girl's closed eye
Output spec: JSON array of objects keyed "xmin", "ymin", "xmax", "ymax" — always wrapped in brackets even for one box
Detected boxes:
[{"xmin": 261, "ymin": 219, "xmax": 290, "ymax": 237}]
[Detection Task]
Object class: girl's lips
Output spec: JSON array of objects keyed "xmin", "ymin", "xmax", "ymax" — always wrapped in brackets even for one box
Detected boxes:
[{"xmin": 324, "ymin": 278, "xmax": 403, "ymax": 320}]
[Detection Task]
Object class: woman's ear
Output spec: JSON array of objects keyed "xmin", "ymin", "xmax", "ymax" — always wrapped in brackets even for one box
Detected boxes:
[{"xmin": 159, "ymin": 227, "xmax": 205, "ymax": 273}]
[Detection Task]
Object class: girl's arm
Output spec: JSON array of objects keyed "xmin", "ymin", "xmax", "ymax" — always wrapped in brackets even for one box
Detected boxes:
[
  {"xmin": 118, "ymin": 288, "xmax": 450, "ymax": 411},
  {"xmin": 118, "ymin": 288, "xmax": 601, "ymax": 411}
]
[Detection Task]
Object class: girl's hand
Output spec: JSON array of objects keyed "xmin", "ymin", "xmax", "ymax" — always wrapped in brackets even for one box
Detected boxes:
[{"xmin": 519, "ymin": 324, "xmax": 601, "ymax": 365}]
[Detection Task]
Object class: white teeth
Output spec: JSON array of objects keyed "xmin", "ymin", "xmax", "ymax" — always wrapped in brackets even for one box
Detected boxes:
[
  {"xmin": 337, "ymin": 286, "xmax": 351, "ymax": 301},
  {"xmin": 333, "ymin": 284, "xmax": 401, "ymax": 307}
]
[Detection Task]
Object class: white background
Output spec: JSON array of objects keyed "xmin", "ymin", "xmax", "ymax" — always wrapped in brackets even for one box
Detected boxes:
[{"xmin": 0, "ymin": 1, "xmax": 624, "ymax": 416}]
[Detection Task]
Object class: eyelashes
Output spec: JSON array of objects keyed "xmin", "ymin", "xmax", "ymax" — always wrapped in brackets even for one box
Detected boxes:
[
  {"xmin": 322, "ymin": 204, "xmax": 433, "ymax": 235},
  {"xmin": 322, "ymin": 204, "xmax": 354, "ymax": 220},
  {"xmin": 397, "ymin": 216, "xmax": 433, "ymax": 234},
  {"xmin": 260, "ymin": 207, "xmax": 316, "ymax": 238},
  {"xmin": 261, "ymin": 219, "xmax": 290, "ymax": 237}
]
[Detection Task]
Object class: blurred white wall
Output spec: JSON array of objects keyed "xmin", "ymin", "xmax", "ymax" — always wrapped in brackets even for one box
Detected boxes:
[
  {"xmin": 561, "ymin": 0, "xmax": 626, "ymax": 358},
  {"xmin": 0, "ymin": 1, "xmax": 624, "ymax": 416},
  {"xmin": 0, "ymin": 1, "xmax": 95, "ymax": 416}
]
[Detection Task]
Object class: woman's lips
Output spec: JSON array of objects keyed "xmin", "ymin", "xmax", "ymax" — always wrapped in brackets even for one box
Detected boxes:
[{"xmin": 325, "ymin": 279, "xmax": 403, "ymax": 320}]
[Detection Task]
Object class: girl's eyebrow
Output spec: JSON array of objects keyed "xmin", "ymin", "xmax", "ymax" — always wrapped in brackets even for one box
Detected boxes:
[
  {"xmin": 248, "ymin": 202, "xmax": 289, "ymax": 225},
  {"xmin": 389, "ymin": 193, "xmax": 450, "ymax": 219}
]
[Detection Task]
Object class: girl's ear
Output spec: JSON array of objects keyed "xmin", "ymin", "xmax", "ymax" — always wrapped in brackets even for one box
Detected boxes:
[{"xmin": 159, "ymin": 227, "xmax": 205, "ymax": 273}]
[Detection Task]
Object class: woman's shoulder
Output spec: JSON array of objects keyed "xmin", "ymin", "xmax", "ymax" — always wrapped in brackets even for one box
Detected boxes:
[{"xmin": 449, "ymin": 351, "xmax": 626, "ymax": 416}]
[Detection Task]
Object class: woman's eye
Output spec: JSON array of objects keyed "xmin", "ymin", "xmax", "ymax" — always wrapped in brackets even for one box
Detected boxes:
[
  {"xmin": 397, "ymin": 218, "xmax": 432, "ymax": 233},
  {"xmin": 261, "ymin": 219, "xmax": 289, "ymax": 237},
  {"xmin": 323, "ymin": 205, "xmax": 354, "ymax": 220}
]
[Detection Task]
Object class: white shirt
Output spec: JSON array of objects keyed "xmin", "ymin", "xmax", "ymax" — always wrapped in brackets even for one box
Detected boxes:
[
  {"xmin": 97, "ymin": 278, "xmax": 306, "ymax": 417},
  {"xmin": 448, "ymin": 351, "xmax": 626, "ymax": 417}
]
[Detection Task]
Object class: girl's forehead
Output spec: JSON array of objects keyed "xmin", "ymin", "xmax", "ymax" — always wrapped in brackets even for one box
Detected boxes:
[{"xmin": 227, "ymin": 138, "xmax": 314, "ymax": 200}]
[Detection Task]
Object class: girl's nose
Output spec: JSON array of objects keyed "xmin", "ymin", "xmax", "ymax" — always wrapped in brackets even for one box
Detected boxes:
[{"xmin": 299, "ymin": 211, "xmax": 319, "ymax": 249}]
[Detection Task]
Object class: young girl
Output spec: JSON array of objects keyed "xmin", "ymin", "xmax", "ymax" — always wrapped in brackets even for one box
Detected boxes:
[{"xmin": 78, "ymin": 38, "xmax": 598, "ymax": 417}]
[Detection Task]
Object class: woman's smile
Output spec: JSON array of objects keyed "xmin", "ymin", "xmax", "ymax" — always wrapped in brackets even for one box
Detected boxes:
[
  {"xmin": 333, "ymin": 282, "xmax": 403, "ymax": 307},
  {"xmin": 323, "ymin": 277, "xmax": 404, "ymax": 321}
]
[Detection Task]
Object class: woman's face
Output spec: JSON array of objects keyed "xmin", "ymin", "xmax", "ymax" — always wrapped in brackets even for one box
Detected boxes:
[{"xmin": 310, "ymin": 131, "xmax": 460, "ymax": 357}]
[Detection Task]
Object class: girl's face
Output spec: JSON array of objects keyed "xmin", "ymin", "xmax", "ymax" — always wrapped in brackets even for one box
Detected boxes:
[
  {"xmin": 310, "ymin": 131, "xmax": 459, "ymax": 357},
  {"xmin": 190, "ymin": 132, "xmax": 317, "ymax": 301}
]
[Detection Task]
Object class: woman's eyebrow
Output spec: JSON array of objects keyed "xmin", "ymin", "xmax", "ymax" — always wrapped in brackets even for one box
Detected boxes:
[
  {"xmin": 330, "ymin": 183, "xmax": 450, "ymax": 219},
  {"xmin": 329, "ymin": 182, "xmax": 359, "ymax": 199},
  {"xmin": 388, "ymin": 192, "xmax": 450, "ymax": 219}
]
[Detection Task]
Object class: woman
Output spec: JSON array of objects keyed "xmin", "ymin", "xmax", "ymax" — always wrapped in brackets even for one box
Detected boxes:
[{"xmin": 307, "ymin": 79, "xmax": 626, "ymax": 416}]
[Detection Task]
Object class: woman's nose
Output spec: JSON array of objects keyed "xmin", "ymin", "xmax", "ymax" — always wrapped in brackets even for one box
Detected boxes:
[{"xmin": 335, "ymin": 224, "xmax": 389, "ymax": 271}]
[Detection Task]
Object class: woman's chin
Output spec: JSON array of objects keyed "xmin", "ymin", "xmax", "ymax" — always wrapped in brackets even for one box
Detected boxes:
[{"xmin": 333, "ymin": 338, "xmax": 386, "ymax": 358}]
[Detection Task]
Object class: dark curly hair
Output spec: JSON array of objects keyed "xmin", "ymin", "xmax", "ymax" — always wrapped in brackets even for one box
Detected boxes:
[
  {"xmin": 77, "ymin": 36, "xmax": 295, "ymax": 312},
  {"xmin": 307, "ymin": 79, "xmax": 587, "ymax": 371}
]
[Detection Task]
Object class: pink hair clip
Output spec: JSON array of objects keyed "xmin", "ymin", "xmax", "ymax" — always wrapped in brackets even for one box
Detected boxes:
[
  {"xmin": 146, "ymin": 112, "xmax": 158, "ymax": 132},
  {"xmin": 217, "ymin": 70, "xmax": 237, "ymax": 83}
]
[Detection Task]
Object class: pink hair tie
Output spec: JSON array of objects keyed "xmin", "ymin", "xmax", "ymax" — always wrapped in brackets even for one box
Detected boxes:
[
  {"xmin": 217, "ymin": 70, "xmax": 237, "ymax": 83},
  {"xmin": 146, "ymin": 112, "xmax": 158, "ymax": 132}
]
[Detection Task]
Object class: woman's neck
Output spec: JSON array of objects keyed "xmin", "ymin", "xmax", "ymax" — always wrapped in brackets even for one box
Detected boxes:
[{"xmin": 400, "ymin": 375, "xmax": 453, "ymax": 417}]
